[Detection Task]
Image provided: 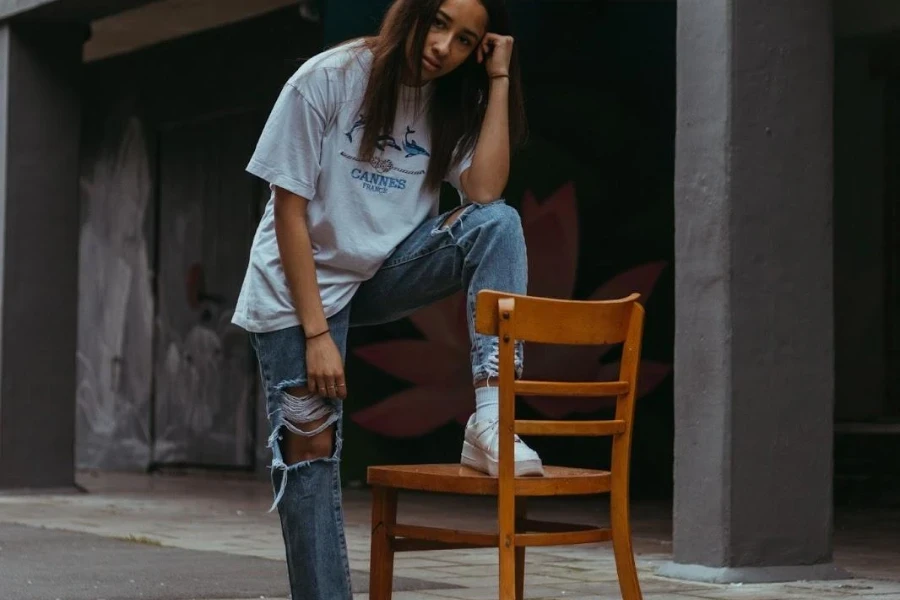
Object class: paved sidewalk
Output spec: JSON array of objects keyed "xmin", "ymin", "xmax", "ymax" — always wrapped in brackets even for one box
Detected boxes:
[{"xmin": 0, "ymin": 471, "xmax": 898, "ymax": 599}]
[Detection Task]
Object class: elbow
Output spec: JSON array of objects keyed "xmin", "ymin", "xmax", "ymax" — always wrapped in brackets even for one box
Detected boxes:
[
  {"xmin": 462, "ymin": 166, "xmax": 508, "ymax": 203},
  {"xmin": 465, "ymin": 181, "xmax": 507, "ymax": 204},
  {"xmin": 468, "ymin": 189, "xmax": 506, "ymax": 204},
  {"xmin": 468, "ymin": 192, "xmax": 502, "ymax": 204}
]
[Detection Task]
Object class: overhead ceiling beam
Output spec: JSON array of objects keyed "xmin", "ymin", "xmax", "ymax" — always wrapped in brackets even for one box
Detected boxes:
[
  {"xmin": 82, "ymin": 0, "xmax": 306, "ymax": 62},
  {"xmin": 0, "ymin": 0, "xmax": 162, "ymax": 24}
]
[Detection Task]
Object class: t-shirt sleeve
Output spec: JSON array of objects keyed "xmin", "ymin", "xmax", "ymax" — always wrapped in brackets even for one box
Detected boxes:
[
  {"xmin": 246, "ymin": 81, "xmax": 328, "ymax": 200},
  {"xmin": 444, "ymin": 144, "xmax": 475, "ymax": 203}
]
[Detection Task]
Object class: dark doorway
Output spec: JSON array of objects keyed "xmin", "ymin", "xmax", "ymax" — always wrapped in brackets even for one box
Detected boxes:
[{"xmin": 886, "ymin": 76, "xmax": 900, "ymax": 420}]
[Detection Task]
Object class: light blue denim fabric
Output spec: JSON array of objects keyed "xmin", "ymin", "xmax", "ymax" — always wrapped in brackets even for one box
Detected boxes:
[{"xmin": 249, "ymin": 199, "xmax": 527, "ymax": 600}]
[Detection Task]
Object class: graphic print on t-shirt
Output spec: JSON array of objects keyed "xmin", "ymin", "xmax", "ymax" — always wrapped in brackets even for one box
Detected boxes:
[{"xmin": 340, "ymin": 115, "xmax": 431, "ymax": 195}]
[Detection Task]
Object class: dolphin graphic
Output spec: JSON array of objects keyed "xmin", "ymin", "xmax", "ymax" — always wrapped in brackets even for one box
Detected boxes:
[
  {"xmin": 345, "ymin": 116, "xmax": 366, "ymax": 142},
  {"xmin": 403, "ymin": 126, "xmax": 430, "ymax": 158},
  {"xmin": 376, "ymin": 134, "xmax": 402, "ymax": 152}
]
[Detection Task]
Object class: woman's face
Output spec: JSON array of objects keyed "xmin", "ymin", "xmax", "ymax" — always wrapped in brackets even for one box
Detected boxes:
[{"xmin": 408, "ymin": 0, "xmax": 488, "ymax": 83}]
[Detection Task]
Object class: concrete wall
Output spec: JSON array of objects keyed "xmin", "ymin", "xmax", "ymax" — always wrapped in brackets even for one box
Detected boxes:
[
  {"xmin": 0, "ymin": 23, "xmax": 84, "ymax": 489},
  {"xmin": 670, "ymin": 0, "xmax": 837, "ymax": 579}
]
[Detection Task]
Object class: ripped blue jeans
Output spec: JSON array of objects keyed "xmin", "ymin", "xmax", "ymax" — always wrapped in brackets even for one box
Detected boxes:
[{"xmin": 249, "ymin": 200, "xmax": 527, "ymax": 600}]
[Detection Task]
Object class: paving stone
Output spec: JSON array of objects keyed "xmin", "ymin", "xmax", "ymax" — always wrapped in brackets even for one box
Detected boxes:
[{"xmin": 0, "ymin": 471, "xmax": 897, "ymax": 600}]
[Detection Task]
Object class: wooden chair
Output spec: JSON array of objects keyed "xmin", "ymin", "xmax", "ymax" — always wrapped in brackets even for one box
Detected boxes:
[{"xmin": 367, "ymin": 290, "xmax": 646, "ymax": 600}]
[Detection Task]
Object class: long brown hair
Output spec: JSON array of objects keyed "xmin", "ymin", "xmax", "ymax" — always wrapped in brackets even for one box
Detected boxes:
[{"xmin": 351, "ymin": 0, "xmax": 527, "ymax": 190}]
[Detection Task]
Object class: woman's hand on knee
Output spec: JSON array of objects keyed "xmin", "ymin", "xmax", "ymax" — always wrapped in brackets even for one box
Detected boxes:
[{"xmin": 305, "ymin": 335, "xmax": 347, "ymax": 399}]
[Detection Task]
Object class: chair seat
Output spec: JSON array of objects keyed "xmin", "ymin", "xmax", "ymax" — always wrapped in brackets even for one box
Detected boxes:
[{"xmin": 367, "ymin": 464, "xmax": 611, "ymax": 497}]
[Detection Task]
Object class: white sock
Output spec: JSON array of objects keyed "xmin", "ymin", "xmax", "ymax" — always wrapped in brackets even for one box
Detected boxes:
[{"xmin": 474, "ymin": 386, "xmax": 499, "ymax": 423}]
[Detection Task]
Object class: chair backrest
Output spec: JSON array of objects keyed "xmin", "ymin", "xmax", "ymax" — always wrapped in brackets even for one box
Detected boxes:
[
  {"xmin": 475, "ymin": 290, "xmax": 642, "ymax": 347},
  {"xmin": 474, "ymin": 290, "xmax": 646, "ymax": 481}
]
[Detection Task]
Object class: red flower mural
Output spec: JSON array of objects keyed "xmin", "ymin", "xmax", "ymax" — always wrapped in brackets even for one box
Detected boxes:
[{"xmin": 351, "ymin": 182, "xmax": 671, "ymax": 438}]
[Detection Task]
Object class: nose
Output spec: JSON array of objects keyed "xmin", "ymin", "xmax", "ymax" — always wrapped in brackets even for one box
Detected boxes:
[{"xmin": 432, "ymin": 33, "xmax": 452, "ymax": 57}]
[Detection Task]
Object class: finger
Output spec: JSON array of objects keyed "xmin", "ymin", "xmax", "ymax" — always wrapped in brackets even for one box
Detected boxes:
[
  {"xmin": 307, "ymin": 377, "xmax": 318, "ymax": 395},
  {"xmin": 332, "ymin": 370, "xmax": 346, "ymax": 398},
  {"xmin": 330, "ymin": 376, "xmax": 343, "ymax": 399},
  {"xmin": 324, "ymin": 378, "xmax": 337, "ymax": 398}
]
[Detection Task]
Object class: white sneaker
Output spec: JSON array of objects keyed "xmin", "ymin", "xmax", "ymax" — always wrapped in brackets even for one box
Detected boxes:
[{"xmin": 461, "ymin": 414, "xmax": 544, "ymax": 477}]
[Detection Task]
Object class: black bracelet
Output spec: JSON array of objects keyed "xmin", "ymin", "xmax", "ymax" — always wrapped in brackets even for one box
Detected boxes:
[{"xmin": 305, "ymin": 328, "xmax": 330, "ymax": 340}]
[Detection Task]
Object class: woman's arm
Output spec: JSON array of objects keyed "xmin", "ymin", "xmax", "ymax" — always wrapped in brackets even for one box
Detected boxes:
[
  {"xmin": 461, "ymin": 34, "xmax": 516, "ymax": 204},
  {"xmin": 273, "ymin": 186, "xmax": 346, "ymax": 399}
]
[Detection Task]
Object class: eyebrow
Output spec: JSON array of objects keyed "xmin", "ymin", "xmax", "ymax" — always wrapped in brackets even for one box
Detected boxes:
[{"xmin": 437, "ymin": 9, "xmax": 481, "ymax": 39}]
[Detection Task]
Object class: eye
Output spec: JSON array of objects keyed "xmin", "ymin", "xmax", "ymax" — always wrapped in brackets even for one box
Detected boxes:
[
  {"xmin": 432, "ymin": 17, "xmax": 447, "ymax": 29},
  {"xmin": 458, "ymin": 36, "xmax": 472, "ymax": 46}
]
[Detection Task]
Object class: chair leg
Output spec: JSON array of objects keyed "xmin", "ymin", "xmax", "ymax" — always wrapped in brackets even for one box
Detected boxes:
[
  {"xmin": 499, "ymin": 540, "xmax": 516, "ymax": 600},
  {"xmin": 369, "ymin": 486, "xmax": 398, "ymax": 600},
  {"xmin": 610, "ymin": 491, "xmax": 643, "ymax": 600},
  {"xmin": 499, "ymin": 496, "xmax": 519, "ymax": 600},
  {"xmin": 514, "ymin": 546, "xmax": 525, "ymax": 600},
  {"xmin": 514, "ymin": 499, "xmax": 527, "ymax": 600}
]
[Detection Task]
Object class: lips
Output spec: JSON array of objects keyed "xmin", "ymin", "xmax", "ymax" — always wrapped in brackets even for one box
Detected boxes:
[{"xmin": 422, "ymin": 56, "xmax": 441, "ymax": 71}]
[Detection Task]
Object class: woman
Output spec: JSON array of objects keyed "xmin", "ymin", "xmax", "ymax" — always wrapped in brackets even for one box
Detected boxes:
[{"xmin": 233, "ymin": 0, "xmax": 542, "ymax": 596}]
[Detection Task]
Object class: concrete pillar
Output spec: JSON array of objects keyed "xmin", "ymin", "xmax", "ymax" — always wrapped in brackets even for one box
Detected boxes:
[
  {"xmin": 663, "ymin": 0, "xmax": 846, "ymax": 583},
  {"xmin": 0, "ymin": 22, "xmax": 84, "ymax": 490}
]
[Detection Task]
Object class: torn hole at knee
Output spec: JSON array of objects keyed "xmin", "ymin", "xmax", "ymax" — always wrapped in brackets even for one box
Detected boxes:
[
  {"xmin": 277, "ymin": 387, "xmax": 340, "ymax": 464},
  {"xmin": 281, "ymin": 424, "xmax": 335, "ymax": 464}
]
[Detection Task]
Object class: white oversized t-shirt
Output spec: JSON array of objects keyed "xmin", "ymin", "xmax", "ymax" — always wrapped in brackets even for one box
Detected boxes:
[{"xmin": 232, "ymin": 41, "xmax": 473, "ymax": 333}]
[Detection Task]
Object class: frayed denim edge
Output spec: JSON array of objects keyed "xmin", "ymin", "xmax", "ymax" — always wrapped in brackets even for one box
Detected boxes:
[{"xmin": 266, "ymin": 377, "xmax": 342, "ymax": 512}]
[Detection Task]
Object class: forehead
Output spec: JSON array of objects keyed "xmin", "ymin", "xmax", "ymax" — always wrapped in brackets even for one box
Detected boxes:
[{"xmin": 437, "ymin": 0, "xmax": 488, "ymax": 37}]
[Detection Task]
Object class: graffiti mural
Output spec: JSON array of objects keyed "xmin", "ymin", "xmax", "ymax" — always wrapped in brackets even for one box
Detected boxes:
[
  {"xmin": 76, "ymin": 106, "xmax": 265, "ymax": 471},
  {"xmin": 76, "ymin": 116, "xmax": 155, "ymax": 470}
]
